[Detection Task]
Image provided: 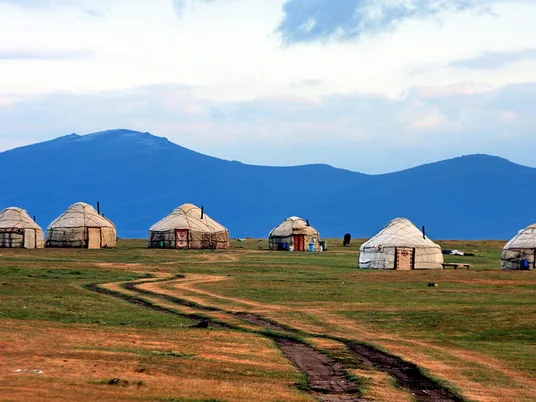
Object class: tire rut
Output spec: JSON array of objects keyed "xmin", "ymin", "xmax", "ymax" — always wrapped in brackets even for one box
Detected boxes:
[
  {"xmin": 232, "ymin": 312, "xmax": 292, "ymax": 332},
  {"xmin": 345, "ymin": 343, "xmax": 463, "ymax": 402},
  {"xmin": 123, "ymin": 281, "xmax": 219, "ymax": 312},
  {"xmin": 84, "ymin": 283, "xmax": 225, "ymax": 328},
  {"xmin": 276, "ymin": 337, "xmax": 365, "ymax": 402}
]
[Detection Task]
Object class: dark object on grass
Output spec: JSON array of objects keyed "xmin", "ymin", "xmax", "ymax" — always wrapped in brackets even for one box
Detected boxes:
[
  {"xmin": 108, "ymin": 378, "xmax": 129, "ymax": 386},
  {"xmin": 190, "ymin": 320, "xmax": 209, "ymax": 328},
  {"xmin": 343, "ymin": 233, "xmax": 351, "ymax": 247},
  {"xmin": 428, "ymin": 282, "xmax": 438, "ymax": 287}
]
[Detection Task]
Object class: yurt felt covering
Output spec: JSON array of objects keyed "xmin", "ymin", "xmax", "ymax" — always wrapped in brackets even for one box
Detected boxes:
[
  {"xmin": 501, "ymin": 224, "xmax": 536, "ymax": 270},
  {"xmin": 0, "ymin": 207, "xmax": 45, "ymax": 249},
  {"xmin": 359, "ymin": 218, "xmax": 443, "ymax": 270},
  {"xmin": 46, "ymin": 202, "xmax": 116, "ymax": 249},
  {"xmin": 148, "ymin": 204, "xmax": 229, "ymax": 249}
]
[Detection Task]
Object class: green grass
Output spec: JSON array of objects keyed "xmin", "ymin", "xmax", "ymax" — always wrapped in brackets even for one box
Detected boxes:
[
  {"xmin": 1, "ymin": 238, "xmax": 535, "ymax": 400},
  {"xmin": 0, "ymin": 264, "xmax": 191, "ymax": 328}
]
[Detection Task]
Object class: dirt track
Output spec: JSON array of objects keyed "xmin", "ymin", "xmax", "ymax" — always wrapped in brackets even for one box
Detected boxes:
[
  {"xmin": 86, "ymin": 275, "xmax": 466, "ymax": 402},
  {"xmin": 233, "ymin": 312, "xmax": 290, "ymax": 332},
  {"xmin": 347, "ymin": 343, "xmax": 463, "ymax": 402},
  {"xmin": 277, "ymin": 338, "xmax": 363, "ymax": 402}
]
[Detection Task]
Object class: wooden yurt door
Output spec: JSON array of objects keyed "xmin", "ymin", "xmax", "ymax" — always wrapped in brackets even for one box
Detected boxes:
[
  {"xmin": 175, "ymin": 229, "xmax": 189, "ymax": 249},
  {"xmin": 88, "ymin": 228, "xmax": 101, "ymax": 249},
  {"xmin": 293, "ymin": 235, "xmax": 305, "ymax": 251},
  {"xmin": 23, "ymin": 229, "xmax": 36, "ymax": 249},
  {"xmin": 395, "ymin": 247, "xmax": 414, "ymax": 270}
]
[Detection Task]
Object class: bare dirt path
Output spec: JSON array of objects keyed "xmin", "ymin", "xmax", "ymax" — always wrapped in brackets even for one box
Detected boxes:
[
  {"xmin": 276, "ymin": 338, "xmax": 364, "ymax": 402},
  {"xmin": 87, "ymin": 274, "xmax": 474, "ymax": 402}
]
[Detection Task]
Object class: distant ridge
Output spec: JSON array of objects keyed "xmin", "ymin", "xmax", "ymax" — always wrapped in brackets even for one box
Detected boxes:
[{"xmin": 1, "ymin": 129, "xmax": 534, "ymax": 239}]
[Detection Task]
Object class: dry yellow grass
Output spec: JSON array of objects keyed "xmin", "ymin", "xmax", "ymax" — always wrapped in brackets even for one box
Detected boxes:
[{"xmin": 0, "ymin": 319, "xmax": 313, "ymax": 402}]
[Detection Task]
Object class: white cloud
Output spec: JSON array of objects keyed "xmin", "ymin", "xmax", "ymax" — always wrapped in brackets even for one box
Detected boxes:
[
  {"xmin": 450, "ymin": 48, "xmax": 536, "ymax": 69},
  {"xmin": 0, "ymin": 49, "xmax": 92, "ymax": 60},
  {"xmin": 0, "ymin": 0, "xmax": 535, "ymax": 100},
  {"xmin": 1, "ymin": 81, "xmax": 535, "ymax": 173}
]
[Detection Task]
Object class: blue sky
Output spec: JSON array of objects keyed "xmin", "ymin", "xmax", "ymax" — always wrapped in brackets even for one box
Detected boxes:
[{"xmin": 0, "ymin": 0, "xmax": 535, "ymax": 173}]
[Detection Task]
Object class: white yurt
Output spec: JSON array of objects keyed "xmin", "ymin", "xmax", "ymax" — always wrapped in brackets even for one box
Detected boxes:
[
  {"xmin": 46, "ymin": 202, "xmax": 117, "ymax": 249},
  {"xmin": 0, "ymin": 207, "xmax": 45, "ymax": 249},
  {"xmin": 501, "ymin": 224, "xmax": 536, "ymax": 270},
  {"xmin": 268, "ymin": 216, "xmax": 320, "ymax": 251},
  {"xmin": 148, "ymin": 204, "xmax": 229, "ymax": 249},
  {"xmin": 359, "ymin": 218, "xmax": 443, "ymax": 270}
]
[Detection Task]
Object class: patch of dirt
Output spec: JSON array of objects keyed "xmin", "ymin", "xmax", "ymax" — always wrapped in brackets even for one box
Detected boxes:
[
  {"xmin": 276, "ymin": 338, "xmax": 364, "ymax": 402},
  {"xmin": 346, "ymin": 343, "xmax": 463, "ymax": 402},
  {"xmin": 233, "ymin": 313, "xmax": 291, "ymax": 332},
  {"xmin": 94, "ymin": 263, "xmax": 142, "ymax": 269}
]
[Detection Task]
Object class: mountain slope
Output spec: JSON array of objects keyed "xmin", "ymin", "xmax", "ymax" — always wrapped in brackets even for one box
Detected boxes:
[{"xmin": 1, "ymin": 129, "xmax": 534, "ymax": 239}]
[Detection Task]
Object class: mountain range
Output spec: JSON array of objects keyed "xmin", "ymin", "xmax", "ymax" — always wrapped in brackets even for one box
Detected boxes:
[{"xmin": 1, "ymin": 129, "xmax": 534, "ymax": 240}]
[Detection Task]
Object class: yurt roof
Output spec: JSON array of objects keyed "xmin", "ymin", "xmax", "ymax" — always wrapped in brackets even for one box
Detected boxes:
[
  {"xmin": 149, "ymin": 204, "xmax": 227, "ymax": 233},
  {"xmin": 0, "ymin": 207, "xmax": 43, "ymax": 230},
  {"xmin": 360, "ymin": 218, "xmax": 440, "ymax": 250},
  {"xmin": 503, "ymin": 223, "xmax": 536, "ymax": 250},
  {"xmin": 269, "ymin": 216, "xmax": 319, "ymax": 237},
  {"xmin": 47, "ymin": 202, "xmax": 115, "ymax": 229}
]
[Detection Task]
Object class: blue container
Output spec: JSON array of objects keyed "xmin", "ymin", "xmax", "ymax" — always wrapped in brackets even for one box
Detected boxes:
[
  {"xmin": 308, "ymin": 243, "xmax": 315, "ymax": 252},
  {"xmin": 281, "ymin": 242, "xmax": 288, "ymax": 250}
]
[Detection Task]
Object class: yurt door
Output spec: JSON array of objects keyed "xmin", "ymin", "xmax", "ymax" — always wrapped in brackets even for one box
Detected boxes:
[
  {"xmin": 88, "ymin": 228, "xmax": 101, "ymax": 249},
  {"xmin": 294, "ymin": 235, "xmax": 305, "ymax": 251},
  {"xmin": 395, "ymin": 247, "xmax": 414, "ymax": 270},
  {"xmin": 23, "ymin": 229, "xmax": 36, "ymax": 249},
  {"xmin": 175, "ymin": 229, "xmax": 189, "ymax": 249}
]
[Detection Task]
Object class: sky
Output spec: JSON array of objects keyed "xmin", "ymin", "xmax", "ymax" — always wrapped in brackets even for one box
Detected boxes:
[{"xmin": 0, "ymin": 0, "xmax": 535, "ymax": 173}]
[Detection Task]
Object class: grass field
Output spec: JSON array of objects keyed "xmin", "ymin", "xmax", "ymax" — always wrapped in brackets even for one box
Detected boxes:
[{"xmin": 1, "ymin": 239, "xmax": 535, "ymax": 402}]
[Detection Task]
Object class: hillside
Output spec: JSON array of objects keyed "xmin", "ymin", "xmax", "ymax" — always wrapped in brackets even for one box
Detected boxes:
[{"xmin": 1, "ymin": 129, "xmax": 534, "ymax": 239}]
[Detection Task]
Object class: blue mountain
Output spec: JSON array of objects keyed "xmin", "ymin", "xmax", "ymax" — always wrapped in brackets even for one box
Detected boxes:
[{"xmin": 1, "ymin": 129, "xmax": 534, "ymax": 239}]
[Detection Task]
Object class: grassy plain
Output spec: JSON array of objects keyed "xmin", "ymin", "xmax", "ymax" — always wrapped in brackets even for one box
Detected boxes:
[{"xmin": 0, "ymin": 239, "xmax": 535, "ymax": 401}]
